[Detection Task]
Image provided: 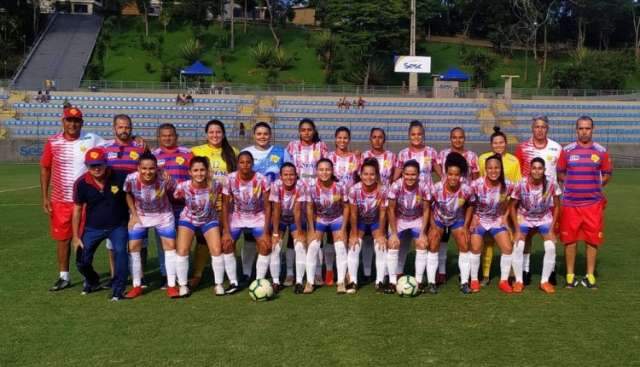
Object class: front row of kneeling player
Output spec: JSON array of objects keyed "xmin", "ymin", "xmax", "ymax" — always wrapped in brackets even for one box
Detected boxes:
[{"xmin": 77, "ymin": 147, "xmax": 560, "ymax": 299}]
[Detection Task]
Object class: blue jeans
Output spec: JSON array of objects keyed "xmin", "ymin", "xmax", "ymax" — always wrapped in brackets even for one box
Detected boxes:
[{"xmin": 76, "ymin": 225, "xmax": 128, "ymax": 298}]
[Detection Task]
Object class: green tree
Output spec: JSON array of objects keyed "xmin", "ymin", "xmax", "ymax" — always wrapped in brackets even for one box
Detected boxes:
[{"xmin": 461, "ymin": 48, "xmax": 495, "ymax": 88}]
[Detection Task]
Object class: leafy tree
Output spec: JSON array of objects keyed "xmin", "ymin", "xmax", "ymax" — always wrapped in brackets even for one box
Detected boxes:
[{"xmin": 461, "ymin": 48, "xmax": 496, "ymax": 87}]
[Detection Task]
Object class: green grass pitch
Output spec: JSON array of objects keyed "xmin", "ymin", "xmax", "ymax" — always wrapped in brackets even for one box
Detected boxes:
[{"xmin": 1, "ymin": 164, "xmax": 639, "ymax": 366}]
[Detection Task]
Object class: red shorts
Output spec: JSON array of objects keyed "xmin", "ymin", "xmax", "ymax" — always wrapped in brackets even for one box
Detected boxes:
[
  {"xmin": 559, "ymin": 201, "xmax": 605, "ymax": 246},
  {"xmin": 50, "ymin": 202, "xmax": 74, "ymax": 241}
]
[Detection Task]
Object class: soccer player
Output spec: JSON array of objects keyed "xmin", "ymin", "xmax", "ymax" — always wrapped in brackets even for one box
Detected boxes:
[
  {"xmin": 71, "ymin": 148, "xmax": 129, "ymax": 301},
  {"xmin": 362, "ymin": 128, "xmax": 396, "ymax": 187},
  {"xmin": 387, "ymin": 160, "xmax": 430, "ymax": 293},
  {"xmin": 123, "ymin": 152, "xmax": 177, "ymax": 298},
  {"xmin": 306, "ymin": 159, "xmax": 349, "ymax": 294},
  {"xmin": 348, "ymin": 158, "xmax": 388, "ymax": 294},
  {"xmin": 173, "ymin": 157, "xmax": 223, "ymax": 297},
  {"xmin": 286, "ymin": 118, "xmax": 329, "ymax": 285},
  {"xmin": 40, "ymin": 106, "xmax": 105, "ymax": 291},
  {"xmin": 153, "ymin": 123, "xmax": 193, "ymax": 286},
  {"xmin": 393, "ymin": 120, "xmax": 442, "ymax": 183},
  {"xmin": 435, "ymin": 127, "xmax": 480, "ymax": 285},
  {"xmin": 478, "ymin": 126, "xmax": 522, "ymax": 286},
  {"xmin": 425, "ymin": 152, "xmax": 474, "ymax": 294},
  {"xmin": 190, "ymin": 119, "xmax": 239, "ymax": 288},
  {"xmin": 221, "ymin": 152, "xmax": 272, "ymax": 295},
  {"xmin": 510, "ymin": 158, "xmax": 561, "ymax": 293},
  {"xmin": 515, "ymin": 116, "xmax": 562, "ymax": 284},
  {"xmin": 325, "ymin": 126, "xmax": 360, "ymax": 285},
  {"xmin": 557, "ymin": 116, "xmax": 612, "ymax": 289},
  {"xmin": 241, "ymin": 122, "xmax": 288, "ymax": 286},
  {"xmin": 469, "ymin": 155, "xmax": 516, "ymax": 294},
  {"xmin": 270, "ymin": 163, "xmax": 307, "ymax": 291}
]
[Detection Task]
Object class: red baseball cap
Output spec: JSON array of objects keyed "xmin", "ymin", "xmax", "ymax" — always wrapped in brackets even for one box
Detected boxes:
[
  {"xmin": 63, "ymin": 106, "xmax": 83, "ymax": 121},
  {"xmin": 85, "ymin": 147, "xmax": 107, "ymax": 165}
]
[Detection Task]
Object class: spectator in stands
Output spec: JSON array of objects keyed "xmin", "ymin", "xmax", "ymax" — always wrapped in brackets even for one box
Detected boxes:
[
  {"xmin": 45, "ymin": 90, "xmax": 51, "ymax": 103},
  {"xmin": 357, "ymin": 96, "xmax": 366, "ymax": 109},
  {"xmin": 40, "ymin": 106, "xmax": 106, "ymax": 291},
  {"xmin": 37, "ymin": 90, "xmax": 44, "ymax": 103},
  {"xmin": 239, "ymin": 122, "xmax": 246, "ymax": 139},
  {"xmin": 186, "ymin": 94, "xmax": 193, "ymax": 104},
  {"xmin": 175, "ymin": 94, "xmax": 183, "ymax": 105}
]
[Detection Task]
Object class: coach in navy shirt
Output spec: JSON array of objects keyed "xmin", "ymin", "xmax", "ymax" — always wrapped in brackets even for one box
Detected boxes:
[{"xmin": 72, "ymin": 147, "xmax": 130, "ymax": 301}]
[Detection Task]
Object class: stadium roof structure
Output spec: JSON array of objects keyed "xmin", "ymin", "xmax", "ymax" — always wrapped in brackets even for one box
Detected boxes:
[
  {"xmin": 180, "ymin": 61, "xmax": 214, "ymax": 76},
  {"xmin": 439, "ymin": 68, "xmax": 469, "ymax": 81}
]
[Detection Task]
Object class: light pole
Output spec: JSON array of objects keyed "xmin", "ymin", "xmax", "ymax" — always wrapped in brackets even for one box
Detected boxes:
[{"xmin": 408, "ymin": 0, "xmax": 418, "ymax": 95}]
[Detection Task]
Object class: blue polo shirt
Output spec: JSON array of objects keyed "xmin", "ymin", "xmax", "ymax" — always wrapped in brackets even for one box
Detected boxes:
[{"xmin": 73, "ymin": 169, "xmax": 129, "ymax": 229}]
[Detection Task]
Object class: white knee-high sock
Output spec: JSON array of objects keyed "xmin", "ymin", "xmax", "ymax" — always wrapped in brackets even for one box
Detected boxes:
[
  {"xmin": 270, "ymin": 241, "xmax": 282, "ymax": 284},
  {"xmin": 397, "ymin": 237, "xmax": 410, "ymax": 274},
  {"xmin": 294, "ymin": 241, "xmax": 306, "ymax": 284},
  {"xmin": 458, "ymin": 252, "xmax": 470, "ymax": 285},
  {"xmin": 306, "ymin": 240, "xmax": 321, "ymax": 284},
  {"xmin": 315, "ymin": 246, "xmax": 323, "ymax": 277},
  {"xmin": 470, "ymin": 253, "xmax": 481, "ymax": 281},
  {"xmin": 241, "ymin": 240, "xmax": 257, "ymax": 277},
  {"xmin": 223, "ymin": 253, "xmax": 238, "ymax": 285},
  {"xmin": 175, "ymin": 254, "xmax": 189, "ymax": 287},
  {"xmin": 347, "ymin": 241, "xmax": 362, "ymax": 284},
  {"xmin": 285, "ymin": 248, "xmax": 295, "ymax": 277},
  {"xmin": 542, "ymin": 240, "xmax": 556, "ymax": 284},
  {"xmin": 361, "ymin": 237, "xmax": 373, "ymax": 277},
  {"xmin": 130, "ymin": 252, "xmax": 142, "ymax": 287},
  {"xmin": 374, "ymin": 242, "xmax": 387, "ymax": 284},
  {"xmin": 512, "ymin": 240, "xmax": 525, "ymax": 283},
  {"xmin": 426, "ymin": 251, "xmax": 439, "ymax": 284},
  {"xmin": 386, "ymin": 249, "xmax": 399, "ymax": 284},
  {"xmin": 211, "ymin": 255, "xmax": 224, "ymax": 286},
  {"xmin": 256, "ymin": 254, "xmax": 270, "ymax": 280},
  {"xmin": 414, "ymin": 249, "xmax": 428, "ymax": 284},
  {"xmin": 523, "ymin": 253, "xmax": 531, "ymax": 272},
  {"xmin": 164, "ymin": 250, "xmax": 177, "ymax": 288},
  {"xmin": 334, "ymin": 241, "xmax": 348, "ymax": 284},
  {"xmin": 438, "ymin": 242, "xmax": 448, "ymax": 274},
  {"xmin": 500, "ymin": 254, "xmax": 512, "ymax": 281},
  {"xmin": 324, "ymin": 244, "xmax": 335, "ymax": 272}
]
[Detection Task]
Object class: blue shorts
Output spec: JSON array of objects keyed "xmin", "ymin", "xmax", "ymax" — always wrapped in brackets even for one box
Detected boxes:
[
  {"xmin": 231, "ymin": 227, "xmax": 265, "ymax": 241},
  {"xmin": 129, "ymin": 225, "xmax": 176, "ymax": 241},
  {"xmin": 357, "ymin": 221, "xmax": 380, "ymax": 234},
  {"xmin": 179, "ymin": 220, "xmax": 219, "ymax": 235},
  {"xmin": 434, "ymin": 219, "xmax": 464, "ymax": 231},
  {"xmin": 398, "ymin": 227, "xmax": 421, "ymax": 239},
  {"xmin": 520, "ymin": 224, "xmax": 551, "ymax": 236},
  {"xmin": 473, "ymin": 226, "xmax": 507, "ymax": 237},
  {"xmin": 279, "ymin": 222, "xmax": 307, "ymax": 233},
  {"xmin": 315, "ymin": 218, "xmax": 343, "ymax": 233}
]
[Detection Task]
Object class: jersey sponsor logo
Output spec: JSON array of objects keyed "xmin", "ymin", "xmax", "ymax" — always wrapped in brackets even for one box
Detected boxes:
[
  {"xmin": 80, "ymin": 145, "xmax": 88, "ymax": 153},
  {"xmin": 175, "ymin": 156, "xmax": 185, "ymax": 165},
  {"xmin": 111, "ymin": 185, "xmax": 119, "ymax": 194},
  {"xmin": 107, "ymin": 152, "xmax": 118, "ymax": 159},
  {"xmin": 157, "ymin": 159, "xmax": 166, "ymax": 166},
  {"xmin": 270, "ymin": 155, "xmax": 280, "ymax": 163},
  {"xmin": 569, "ymin": 155, "xmax": 580, "ymax": 161},
  {"xmin": 591, "ymin": 154, "xmax": 600, "ymax": 163},
  {"xmin": 129, "ymin": 151, "xmax": 140, "ymax": 160}
]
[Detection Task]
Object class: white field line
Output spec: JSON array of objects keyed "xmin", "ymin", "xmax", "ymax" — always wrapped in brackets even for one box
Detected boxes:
[{"xmin": 0, "ymin": 185, "xmax": 39, "ymax": 193}]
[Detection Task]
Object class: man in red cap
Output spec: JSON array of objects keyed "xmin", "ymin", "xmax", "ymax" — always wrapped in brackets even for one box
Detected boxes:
[
  {"xmin": 72, "ymin": 148, "xmax": 130, "ymax": 300},
  {"xmin": 40, "ymin": 106, "xmax": 105, "ymax": 291}
]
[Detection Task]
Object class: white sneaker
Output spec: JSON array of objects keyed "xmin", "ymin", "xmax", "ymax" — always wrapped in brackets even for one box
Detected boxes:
[
  {"xmin": 283, "ymin": 275, "xmax": 295, "ymax": 287},
  {"xmin": 214, "ymin": 284, "xmax": 225, "ymax": 296},
  {"xmin": 179, "ymin": 285, "xmax": 190, "ymax": 297}
]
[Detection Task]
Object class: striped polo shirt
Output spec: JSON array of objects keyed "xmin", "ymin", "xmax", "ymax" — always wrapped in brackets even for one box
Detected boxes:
[
  {"xmin": 103, "ymin": 140, "xmax": 146, "ymax": 174},
  {"xmin": 557, "ymin": 142, "xmax": 612, "ymax": 207},
  {"xmin": 153, "ymin": 146, "xmax": 193, "ymax": 183}
]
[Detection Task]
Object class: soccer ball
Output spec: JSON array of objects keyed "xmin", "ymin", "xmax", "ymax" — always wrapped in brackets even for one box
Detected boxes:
[
  {"xmin": 396, "ymin": 275, "xmax": 418, "ymax": 297},
  {"xmin": 248, "ymin": 279, "xmax": 274, "ymax": 302}
]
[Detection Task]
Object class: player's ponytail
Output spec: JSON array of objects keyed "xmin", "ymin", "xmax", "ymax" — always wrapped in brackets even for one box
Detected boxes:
[{"xmin": 490, "ymin": 126, "xmax": 507, "ymax": 144}]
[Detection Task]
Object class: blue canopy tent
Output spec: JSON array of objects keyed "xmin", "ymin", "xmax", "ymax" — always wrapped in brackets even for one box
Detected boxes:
[
  {"xmin": 439, "ymin": 67, "xmax": 469, "ymax": 81},
  {"xmin": 179, "ymin": 61, "xmax": 214, "ymax": 87}
]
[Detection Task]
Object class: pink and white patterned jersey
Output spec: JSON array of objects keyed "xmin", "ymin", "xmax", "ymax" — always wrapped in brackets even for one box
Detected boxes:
[
  {"xmin": 124, "ymin": 172, "xmax": 176, "ymax": 217},
  {"xmin": 307, "ymin": 179, "xmax": 348, "ymax": 223},
  {"xmin": 173, "ymin": 180, "xmax": 220, "ymax": 225},
  {"xmin": 269, "ymin": 179, "xmax": 307, "ymax": 225},
  {"xmin": 348, "ymin": 182, "xmax": 388, "ymax": 225},
  {"xmin": 285, "ymin": 140, "xmax": 328, "ymax": 184},
  {"xmin": 326, "ymin": 151, "xmax": 360, "ymax": 189},
  {"xmin": 431, "ymin": 182, "xmax": 475, "ymax": 226},
  {"xmin": 470, "ymin": 178, "xmax": 514, "ymax": 228},
  {"xmin": 515, "ymin": 138, "xmax": 562, "ymax": 182},
  {"xmin": 223, "ymin": 172, "xmax": 270, "ymax": 225},
  {"xmin": 40, "ymin": 132, "xmax": 105, "ymax": 203},
  {"xmin": 511, "ymin": 178, "xmax": 557, "ymax": 223},
  {"xmin": 437, "ymin": 148, "xmax": 479, "ymax": 182},
  {"xmin": 395, "ymin": 146, "xmax": 438, "ymax": 184},
  {"xmin": 362, "ymin": 150, "xmax": 396, "ymax": 186},
  {"xmin": 388, "ymin": 178, "xmax": 431, "ymax": 222}
]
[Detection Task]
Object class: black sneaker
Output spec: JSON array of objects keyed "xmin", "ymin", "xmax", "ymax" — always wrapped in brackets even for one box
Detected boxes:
[
  {"xmin": 417, "ymin": 282, "xmax": 427, "ymax": 294},
  {"xmin": 101, "ymin": 278, "xmax": 113, "ymax": 290},
  {"xmin": 224, "ymin": 283, "xmax": 239, "ymax": 295},
  {"xmin": 565, "ymin": 277, "xmax": 580, "ymax": 289},
  {"xmin": 427, "ymin": 283, "xmax": 438, "ymax": 294},
  {"xmin": 272, "ymin": 283, "xmax": 282, "ymax": 294},
  {"xmin": 523, "ymin": 271, "xmax": 532, "ymax": 286},
  {"xmin": 81, "ymin": 283, "xmax": 102, "ymax": 295},
  {"xmin": 459, "ymin": 283, "xmax": 472, "ymax": 294},
  {"xmin": 375, "ymin": 282, "xmax": 386, "ymax": 293},
  {"xmin": 384, "ymin": 283, "xmax": 396, "ymax": 294},
  {"xmin": 294, "ymin": 283, "xmax": 304, "ymax": 294},
  {"xmin": 581, "ymin": 276, "xmax": 598, "ymax": 289},
  {"xmin": 346, "ymin": 282, "xmax": 358, "ymax": 294},
  {"xmin": 49, "ymin": 278, "xmax": 71, "ymax": 292},
  {"xmin": 480, "ymin": 277, "xmax": 491, "ymax": 287},
  {"xmin": 549, "ymin": 271, "xmax": 557, "ymax": 286},
  {"xmin": 140, "ymin": 277, "xmax": 148, "ymax": 289}
]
